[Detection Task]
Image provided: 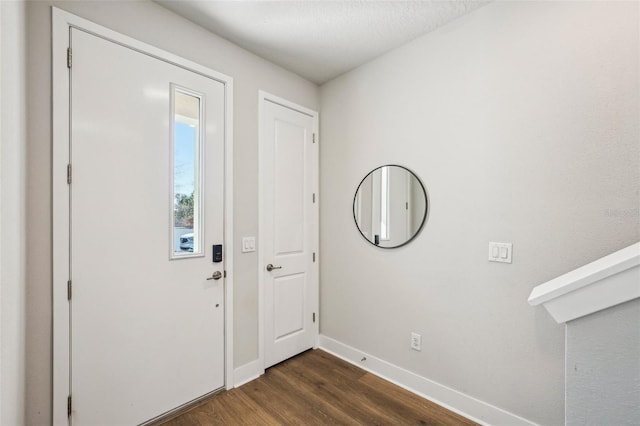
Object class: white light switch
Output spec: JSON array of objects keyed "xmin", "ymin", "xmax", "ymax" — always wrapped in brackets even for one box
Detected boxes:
[
  {"xmin": 242, "ymin": 237, "xmax": 256, "ymax": 253},
  {"xmin": 489, "ymin": 242, "xmax": 512, "ymax": 263}
]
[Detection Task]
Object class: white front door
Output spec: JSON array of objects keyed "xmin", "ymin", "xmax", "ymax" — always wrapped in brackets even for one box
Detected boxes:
[
  {"xmin": 70, "ymin": 28, "xmax": 225, "ymax": 424},
  {"xmin": 260, "ymin": 95, "xmax": 318, "ymax": 368}
]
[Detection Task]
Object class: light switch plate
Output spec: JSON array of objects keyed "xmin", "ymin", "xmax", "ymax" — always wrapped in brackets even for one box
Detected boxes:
[
  {"xmin": 489, "ymin": 242, "xmax": 512, "ymax": 263},
  {"xmin": 242, "ymin": 237, "xmax": 256, "ymax": 253}
]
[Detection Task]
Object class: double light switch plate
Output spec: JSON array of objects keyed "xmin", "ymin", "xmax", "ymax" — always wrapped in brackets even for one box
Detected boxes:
[
  {"xmin": 489, "ymin": 242, "xmax": 512, "ymax": 263},
  {"xmin": 242, "ymin": 237, "xmax": 256, "ymax": 253}
]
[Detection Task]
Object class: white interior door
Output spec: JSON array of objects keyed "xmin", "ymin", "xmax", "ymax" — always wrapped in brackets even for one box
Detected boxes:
[
  {"xmin": 70, "ymin": 28, "xmax": 225, "ymax": 425},
  {"xmin": 260, "ymin": 96, "xmax": 318, "ymax": 368},
  {"xmin": 387, "ymin": 166, "xmax": 410, "ymax": 246}
]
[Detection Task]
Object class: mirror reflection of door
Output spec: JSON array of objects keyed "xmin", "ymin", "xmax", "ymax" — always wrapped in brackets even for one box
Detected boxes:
[{"xmin": 354, "ymin": 165, "xmax": 427, "ymax": 248}]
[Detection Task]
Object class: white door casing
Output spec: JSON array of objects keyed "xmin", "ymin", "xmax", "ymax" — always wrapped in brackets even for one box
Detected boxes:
[
  {"xmin": 52, "ymin": 9, "xmax": 234, "ymax": 425},
  {"xmin": 259, "ymin": 92, "xmax": 319, "ymax": 369}
]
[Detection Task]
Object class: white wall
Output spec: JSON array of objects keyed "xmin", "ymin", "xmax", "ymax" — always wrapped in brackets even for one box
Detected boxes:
[
  {"xmin": 566, "ymin": 298, "xmax": 640, "ymax": 425},
  {"xmin": 1, "ymin": 1, "xmax": 28, "ymax": 425},
  {"xmin": 319, "ymin": 1, "xmax": 639, "ymax": 424},
  {"xmin": 3, "ymin": 1, "xmax": 318, "ymax": 423}
]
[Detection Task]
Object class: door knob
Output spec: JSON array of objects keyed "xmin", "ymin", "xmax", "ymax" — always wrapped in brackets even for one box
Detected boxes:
[
  {"xmin": 266, "ymin": 264, "xmax": 282, "ymax": 272},
  {"xmin": 207, "ymin": 271, "xmax": 223, "ymax": 280}
]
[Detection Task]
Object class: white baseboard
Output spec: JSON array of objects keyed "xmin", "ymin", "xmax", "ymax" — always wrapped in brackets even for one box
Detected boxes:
[
  {"xmin": 319, "ymin": 335, "xmax": 537, "ymax": 426},
  {"xmin": 233, "ymin": 359, "xmax": 264, "ymax": 388}
]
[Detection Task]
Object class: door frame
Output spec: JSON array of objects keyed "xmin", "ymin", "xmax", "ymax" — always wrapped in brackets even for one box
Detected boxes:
[
  {"xmin": 257, "ymin": 91, "xmax": 319, "ymax": 373},
  {"xmin": 52, "ymin": 8, "xmax": 235, "ymax": 424}
]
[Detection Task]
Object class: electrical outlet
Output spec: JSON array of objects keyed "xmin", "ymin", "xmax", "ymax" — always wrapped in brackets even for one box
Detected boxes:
[{"xmin": 410, "ymin": 332, "xmax": 421, "ymax": 351}]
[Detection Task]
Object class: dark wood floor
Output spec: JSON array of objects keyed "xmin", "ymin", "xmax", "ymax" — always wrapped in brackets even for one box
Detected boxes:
[{"xmin": 161, "ymin": 349, "xmax": 477, "ymax": 425}]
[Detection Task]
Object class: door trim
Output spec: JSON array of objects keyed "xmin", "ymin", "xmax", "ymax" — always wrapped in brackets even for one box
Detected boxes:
[
  {"xmin": 52, "ymin": 8, "xmax": 234, "ymax": 424},
  {"xmin": 257, "ymin": 91, "xmax": 319, "ymax": 373}
]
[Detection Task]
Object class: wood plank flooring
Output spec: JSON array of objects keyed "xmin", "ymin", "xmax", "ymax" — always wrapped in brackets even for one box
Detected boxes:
[{"xmin": 161, "ymin": 349, "xmax": 478, "ymax": 425}]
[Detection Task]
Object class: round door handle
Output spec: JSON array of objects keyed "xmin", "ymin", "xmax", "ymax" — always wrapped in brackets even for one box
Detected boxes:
[
  {"xmin": 207, "ymin": 271, "xmax": 223, "ymax": 280},
  {"xmin": 266, "ymin": 264, "xmax": 282, "ymax": 272}
]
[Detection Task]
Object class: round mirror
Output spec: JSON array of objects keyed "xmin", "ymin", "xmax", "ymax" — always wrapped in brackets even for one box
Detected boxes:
[{"xmin": 353, "ymin": 165, "xmax": 428, "ymax": 248}]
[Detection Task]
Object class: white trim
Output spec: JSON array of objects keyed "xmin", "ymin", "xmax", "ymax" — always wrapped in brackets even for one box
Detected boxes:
[
  {"xmin": 0, "ymin": 3, "xmax": 4, "ymax": 423},
  {"xmin": 233, "ymin": 359, "xmax": 264, "ymax": 388},
  {"xmin": 52, "ymin": 9, "xmax": 71, "ymax": 425},
  {"xmin": 223, "ymin": 76, "xmax": 235, "ymax": 393},
  {"xmin": 528, "ymin": 242, "xmax": 640, "ymax": 323},
  {"xmin": 259, "ymin": 91, "xmax": 318, "ymax": 119},
  {"xmin": 0, "ymin": 5, "xmax": 4, "ymax": 425},
  {"xmin": 257, "ymin": 91, "xmax": 320, "ymax": 371},
  {"xmin": 257, "ymin": 92, "xmax": 266, "ymax": 375},
  {"xmin": 311, "ymin": 99, "xmax": 320, "ymax": 351},
  {"xmin": 52, "ymin": 8, "xmax": 234, "ymax": 424},
  {"xmin": 319, "ymin": 335, "xmax": 538, "ymax": 426}
]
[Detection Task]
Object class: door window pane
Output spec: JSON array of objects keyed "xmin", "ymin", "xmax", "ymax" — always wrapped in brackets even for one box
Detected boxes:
[{"xmin": 171, "ymin": 87, "xmax": 202, "ymax": 258}]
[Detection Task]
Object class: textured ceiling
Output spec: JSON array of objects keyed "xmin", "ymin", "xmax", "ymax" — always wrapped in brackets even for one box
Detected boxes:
[{"xmin": 156, "ymin": 1, "xmax": 489, "ymax": 85}]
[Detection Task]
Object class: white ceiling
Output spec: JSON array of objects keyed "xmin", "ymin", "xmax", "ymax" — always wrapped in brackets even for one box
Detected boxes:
[{"xmin": 156, "ymin": 1, "xmax": 489, "ymax": 85}]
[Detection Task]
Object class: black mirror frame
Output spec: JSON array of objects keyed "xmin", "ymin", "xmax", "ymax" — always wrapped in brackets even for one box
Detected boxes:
[{"xmin": 352, "ymin": 164, "xmax": 429, "ymax": 249}]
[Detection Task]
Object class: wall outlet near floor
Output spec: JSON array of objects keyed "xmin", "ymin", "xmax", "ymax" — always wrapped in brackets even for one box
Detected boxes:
[{"xmin": 410, "ymin": 332, "xmax": 422, "ymax": 351}]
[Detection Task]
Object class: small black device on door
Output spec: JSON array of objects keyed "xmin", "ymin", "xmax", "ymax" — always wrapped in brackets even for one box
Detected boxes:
[{"xmin": 212, "ymin": 244, "xmax": 223, "ymax": 263}]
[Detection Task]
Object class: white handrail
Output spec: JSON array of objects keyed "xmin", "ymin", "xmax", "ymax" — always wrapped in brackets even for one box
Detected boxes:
[{"xmin": 528, "ymin": 242, "xmax": 640, "ymax": 323}]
